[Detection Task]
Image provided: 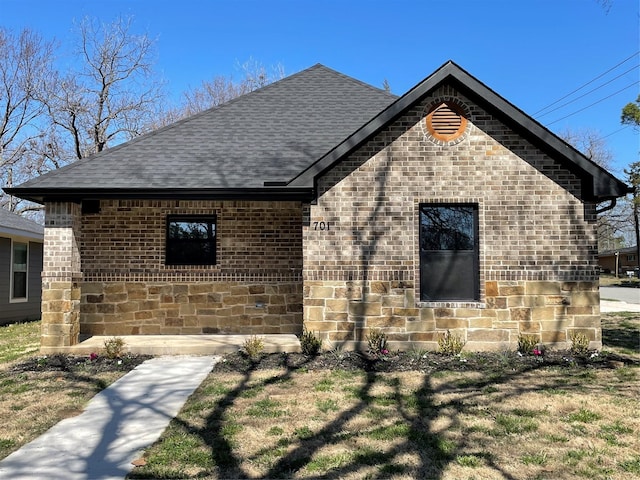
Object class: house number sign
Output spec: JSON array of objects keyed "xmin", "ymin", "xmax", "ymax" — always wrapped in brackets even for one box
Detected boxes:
[{"xmin": 313, "ymin": 221, "xmax": 331, "ymax": 231}]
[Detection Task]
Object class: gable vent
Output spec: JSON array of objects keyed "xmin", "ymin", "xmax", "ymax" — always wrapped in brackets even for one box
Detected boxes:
[{"xmin": 426, "ymin": 101, "xmax": 468, "ymax": 142}]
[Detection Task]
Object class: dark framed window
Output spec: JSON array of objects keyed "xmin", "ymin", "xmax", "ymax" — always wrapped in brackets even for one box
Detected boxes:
[
  {"xmin": 11, "ymin": 241, "xmax": 28, "ymax": 300},
  {"xmin": 419, "ymin": 204, "xmax": 479, "ymax": 302},
  {"xmin": 166, "ymin": 216, "xmax": 217, "ymax": 265}
]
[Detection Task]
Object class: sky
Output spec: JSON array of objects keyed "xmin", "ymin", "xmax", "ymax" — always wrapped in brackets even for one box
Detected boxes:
[{"xmin": 1, "ymin": 0, "xmax": 638, "ymax": 178}]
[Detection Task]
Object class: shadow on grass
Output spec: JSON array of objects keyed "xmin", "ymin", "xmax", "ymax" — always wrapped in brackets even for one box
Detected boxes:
[{"xmin": 128, "ymin": 355, "xmax": 594, "ymax": 479}]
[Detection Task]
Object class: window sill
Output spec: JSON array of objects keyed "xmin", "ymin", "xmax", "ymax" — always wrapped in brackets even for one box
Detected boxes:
[
  {"xmin": 9, "ymin": 298, "xmax": 28, "ymax": 304},
  {"xmin": 417, "ymin": 301, "xmax": 486, "ymax": 309}
]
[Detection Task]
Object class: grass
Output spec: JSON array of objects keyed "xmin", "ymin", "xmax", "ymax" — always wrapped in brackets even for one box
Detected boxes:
[
  {"xmin": 1, "ymin": 314, "xmax": 639, "ymax": 479},
  {"xmin": 0, "ymin": 321, "xmax": 40, "ymax": 364},
  {"xmin": 0, "ymin": 320, "xmax": 135, "ymax": 461},
  {"xmin": 130, "ymin": 319, "xmax": 640, "ymax": 480}
]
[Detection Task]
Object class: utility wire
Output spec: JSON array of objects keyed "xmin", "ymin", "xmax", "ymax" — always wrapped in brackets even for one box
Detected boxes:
[
  {"xmin": 533, "ymin": 51, "xmax": 639, "ymax": 116},
  {"xmin": 602, "ymin": 125, "xmax": 631, "ymax": 139},
  {"xmin": 547, "ymin": 81, "xmax": 640, "ymax": 126},
  {"xmin": 536, "ymin": 64, "xmax": 639, "ymax": 119}
]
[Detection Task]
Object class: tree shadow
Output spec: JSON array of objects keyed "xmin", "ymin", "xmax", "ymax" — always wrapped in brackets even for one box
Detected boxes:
[{"xmin": 126, "ymin": 356, "xmax": 601, "ymax": 479}]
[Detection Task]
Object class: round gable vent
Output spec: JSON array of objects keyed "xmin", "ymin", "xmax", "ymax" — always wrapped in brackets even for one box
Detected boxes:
[{"xmin": 425, "ymin": 101, "xmax": 468, "ymax": 142}]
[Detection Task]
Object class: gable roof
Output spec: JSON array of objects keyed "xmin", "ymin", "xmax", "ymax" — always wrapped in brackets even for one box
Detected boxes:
[
  {"xmin": 0, "ymin": 208, "xmax": 44, "ymax": 241},
  {"xmin": 287, "ymin": 61, "xmax": 631, "ymax": 201},
  {"xmin": 5, "ymin": 61, "xmax": 630, "ymax": 204},
  {"xmin": 7, "ymin": 64, "xmax": 397, "ymax": 203}
]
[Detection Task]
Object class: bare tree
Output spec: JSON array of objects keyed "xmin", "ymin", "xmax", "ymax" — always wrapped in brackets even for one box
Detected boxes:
[
  {"xmin": 559, "ymin": 127, "xmax": 634, "ymax": 250},
  {"xmin": 0, "ymin": 28, "xmax": 55, "ymax": 211},
  {"xmin": 43, "ymin": 16, "xmax": 164, "ymax": 161},
  {"xmin": 152, "ymin": 58, "xmax": 285, "ymax": 127}
]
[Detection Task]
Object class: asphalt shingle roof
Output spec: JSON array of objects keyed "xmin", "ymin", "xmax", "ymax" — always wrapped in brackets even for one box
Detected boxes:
[
  {"xmin": 12, "ymin": 64, "xmax": 396, "ymax": 194},
  {"xmin": 0, "ymin": 208, "xmax": 44, "ymax": 239}
]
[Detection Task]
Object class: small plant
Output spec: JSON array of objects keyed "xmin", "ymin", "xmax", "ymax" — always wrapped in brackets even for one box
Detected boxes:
[
  {"xmin": 299, "ymin": 328, "xmax": 323, "ymax": 356},
  {"xmin": 569, "ymin": 331, "xmax": 590, "ymax": 355},
  {"xmin": 243, "ymin": 335, "xmax": 265, "ymax": 359},
  {"xmin": 366, "ymin": 328, "xmax": 388, "ymax": 355},
  {"xmin": 438, "ymin": 330, "xmax": 465, "ymax": 355},
  {"xmin": 517, "ymin": 334, "xmax": 539, "ymax": 354},
  {"xmin": 103, "ymin": 337, "xmax": 125, "ymax": 359}
]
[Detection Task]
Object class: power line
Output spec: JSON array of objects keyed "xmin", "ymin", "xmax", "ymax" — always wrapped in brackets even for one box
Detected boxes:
[
  {"xmin": 533, "ymin": 51, "xmax": 640, "ymax": 116},
  {"xmin": 602, "ymin": 125, "xmax": 631, "ymax": 139},
  {"xmin": 547, "ymin": 81, "xmax": 640, "ymax": 126},
  {"xmin": 536, "ymin": 64, "xmax": 639, "ymax": 119}
]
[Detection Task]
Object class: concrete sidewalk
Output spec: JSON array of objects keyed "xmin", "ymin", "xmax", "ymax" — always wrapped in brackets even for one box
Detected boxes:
[
  {"xmin": 0, "ymin": 355, "xmax": 217, "ymax": 480},
  {"xmin": 601, "ymin": 300, "xmax": 640, "ymax": 313}
]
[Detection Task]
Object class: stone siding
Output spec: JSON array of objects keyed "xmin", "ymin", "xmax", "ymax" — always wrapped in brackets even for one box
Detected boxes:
[
  {"xmin": 81, "ymin": 280, "xmax": 302, "ymax": 336},
  {"xmin": 304, "ymin": 280, "xmax": 600, "ymax": 351}
]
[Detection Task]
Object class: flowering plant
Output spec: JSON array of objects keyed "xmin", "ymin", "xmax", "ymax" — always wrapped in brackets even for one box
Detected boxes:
[{"xmin": 89, "ymin": 352, "xmax": 98, "ymax": 361}]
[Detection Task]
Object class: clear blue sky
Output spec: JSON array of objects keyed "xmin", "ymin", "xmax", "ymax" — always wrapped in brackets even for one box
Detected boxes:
[{"xmin": 1, "ymin": 0, "xmax": 638, "ymax": 177}]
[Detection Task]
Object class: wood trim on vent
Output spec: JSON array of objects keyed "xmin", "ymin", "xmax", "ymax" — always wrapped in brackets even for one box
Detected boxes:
[{"xmin": 426, "ymin": 101, "xmax": 468, "ymax": 141}]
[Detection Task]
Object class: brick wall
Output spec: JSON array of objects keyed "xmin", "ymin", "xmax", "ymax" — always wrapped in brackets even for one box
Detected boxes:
[
  {"xmin": 303, "ymin": 86, "xmax": 601, "ymax": 350},
  {"xmin": 55, "ymin": 200, "xmax": 303, "ymax": 338},
  {"xmin": 41, "ymin": 202, "xmax": 82, "ymax": 349}
]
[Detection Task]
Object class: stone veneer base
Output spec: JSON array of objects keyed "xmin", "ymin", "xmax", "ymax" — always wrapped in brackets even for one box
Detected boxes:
[
  {"xmin": 303, "ymin": 280, "xmax": 602, "ymax": 351},
  {"xmin": 79, "ymin": 281, "xmax": 303, "ymax": 336}
]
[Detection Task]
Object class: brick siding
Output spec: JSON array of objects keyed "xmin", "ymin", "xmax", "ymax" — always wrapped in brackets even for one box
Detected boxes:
[{"xmin": 303, "ymin": 86, "xmax": 601, "ymax": 350}]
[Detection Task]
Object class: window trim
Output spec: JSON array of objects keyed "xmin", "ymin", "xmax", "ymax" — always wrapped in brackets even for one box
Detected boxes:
[
  {"xmin": 418, "ymin": 203, "xmax": 480, "ymax": 303},
  {"xmin": 165, "ymin": 215, "xmax": 217, "ymax": 266},
  {"xmin": 10, "ymin": 240, "xmax": 29, "ymax": 303}
]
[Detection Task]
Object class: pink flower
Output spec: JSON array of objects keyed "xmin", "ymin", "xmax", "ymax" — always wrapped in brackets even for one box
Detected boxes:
[
  {"xmin": 89, "ymin": 352, "xmax": 98, "ymax": 361},
  {"xmin": 381, "ymin": 349, "xmax": 389, "ymax": 355},
  {"xmin": 533, "ymin": 348, "xmax": 542, "ymax": 356}
]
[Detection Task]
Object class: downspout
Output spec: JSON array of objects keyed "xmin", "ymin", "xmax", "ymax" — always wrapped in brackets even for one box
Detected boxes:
[{"xmin": 595, "ymin": 198, "xmax": 616, "ymax": 215}]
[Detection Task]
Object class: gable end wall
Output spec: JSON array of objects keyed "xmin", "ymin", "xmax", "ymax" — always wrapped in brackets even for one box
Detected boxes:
[{"xmin": 303, "ymin": 86, "xmax": 600, "ymax": 351}]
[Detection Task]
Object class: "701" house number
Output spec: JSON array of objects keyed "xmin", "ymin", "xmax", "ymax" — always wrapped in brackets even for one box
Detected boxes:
[{"xmin": 313, "ymin": 221, "xmax": 331, "ymax": 231}]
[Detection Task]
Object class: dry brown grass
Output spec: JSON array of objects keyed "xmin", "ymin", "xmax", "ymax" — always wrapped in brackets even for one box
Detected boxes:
[
  {"xmin": 132, "ymin": 363, "xmax": 640, "ymax": 479},
  {"xmin": 0, "ymin": 368, "xmax": 124, "ymax": 458}
]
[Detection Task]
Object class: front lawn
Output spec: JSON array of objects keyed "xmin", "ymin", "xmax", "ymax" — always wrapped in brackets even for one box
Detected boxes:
[{"xmin": 130, "ymin": 314, "xmax": 640, "ymax": 480}]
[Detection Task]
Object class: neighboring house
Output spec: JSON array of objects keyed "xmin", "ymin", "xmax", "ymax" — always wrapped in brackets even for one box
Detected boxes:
[
  {"xmin": 599, "ymin": 247, "xmax": 639, "ymax": 276},
  {"xmin": 5, "ymin": 62, "xmax": 631, "ymax": 353},
  {"xmin": 0, "ymin": 208, "xmax": 44, "ymax": 325}
]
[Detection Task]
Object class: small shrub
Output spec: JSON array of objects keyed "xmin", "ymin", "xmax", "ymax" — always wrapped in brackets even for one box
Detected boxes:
[
  {"xmin": 299, "ymin": 328, "xmax": 323, "ymax": 356},
  {"xmin": 243, "ymin": 336, "xmax": 264, "ymax": 359},
  {"xmin": 103, "ymin": 337, "xmax": 125, "ymax": 359},
  {"xmin": 438, "ymin": 330, "xmax": 465, "ymax": 355},
  {"xmin": 569, "ymin": 331, "xmax": 590, "ymax": 355},
  {"xmin": 366, "ymin": 328, "xmax": 388, "ymax": 355},
  {"xmin": 517, "ymin": 334, "xmax": 539, "ymax": 354}
]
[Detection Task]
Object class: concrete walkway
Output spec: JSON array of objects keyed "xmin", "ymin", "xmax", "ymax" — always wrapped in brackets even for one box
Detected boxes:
[
  {"xmin": 0, "ymin": 355, "xmax": 217, "ymax": 480},
  {"xmin": 601, "ymin": 299, "xmax": 640, "ymax": 313}
]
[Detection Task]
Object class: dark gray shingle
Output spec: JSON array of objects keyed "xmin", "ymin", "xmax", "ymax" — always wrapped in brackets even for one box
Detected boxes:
[
  {"xmin": 12, "ymin": 64, "xmax": 396, "ymax": 192},
  {"xmin": 0, "ymin": 208, "xmax": 44, "ymax": 239}
]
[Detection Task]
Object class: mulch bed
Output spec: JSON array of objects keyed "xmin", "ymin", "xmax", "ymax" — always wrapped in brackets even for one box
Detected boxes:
[
  {"xmin": 211, "ymin": 348, "xmax": 639, "ymax": 375},
  {"xmin": 7, "ymin": 348, "xmax": 638, "ymax": 376}
]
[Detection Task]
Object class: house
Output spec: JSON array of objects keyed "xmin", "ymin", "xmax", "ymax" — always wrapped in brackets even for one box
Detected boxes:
[
  {"xmin": 0, "ymin": 208, "xmax": 44, "ymax": 325},
  {"xmin": 5, "ymin": 61, "xmax": 631, "ymax": 353},
  {"xmin": 598, "ymin": 246, "xmax": 639, "ymax": 276}
]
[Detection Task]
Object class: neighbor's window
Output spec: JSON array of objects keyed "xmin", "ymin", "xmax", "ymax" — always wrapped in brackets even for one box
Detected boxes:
[
  {"xmin": 419, "ymin": 204, "xmax": 479, "ymax": 302},
  {"xmin": 166, "ymin": 216, "xmax": 216, "ymax": 265},
  {"xmin": 11, "ymin": 241, "xmax": 28, "ymax": 300}
]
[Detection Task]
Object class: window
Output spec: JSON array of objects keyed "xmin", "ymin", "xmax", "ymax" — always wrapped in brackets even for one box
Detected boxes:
[
  {"xmin": 166, "ymin": 216, "xmax": 216, "ymax": 265},
  {"xmin": 419, "ymin": 204, "xmax": 479, "ymax": 302},
  {"xmin": 11, "ymin": 241, "xmax": 28, "ymax": 300}
]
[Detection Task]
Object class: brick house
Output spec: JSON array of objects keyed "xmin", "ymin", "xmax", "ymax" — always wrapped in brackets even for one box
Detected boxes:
[
  {"xmin": 5, "ymin": 62, "xmax": 630, "ymax": 352},
  {"xmin": 598, "ymin": 247, "xmax": 639, "ymax": 276}
]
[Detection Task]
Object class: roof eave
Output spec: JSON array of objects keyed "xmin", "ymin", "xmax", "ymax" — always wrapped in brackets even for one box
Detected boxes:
[
  {"xmin": 287, "ymin": 61, "xmax": 631, "ymax": 201},
  {"xmin": 3, "ymin": 187, "xmax": 315, "ymax": 205}
]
